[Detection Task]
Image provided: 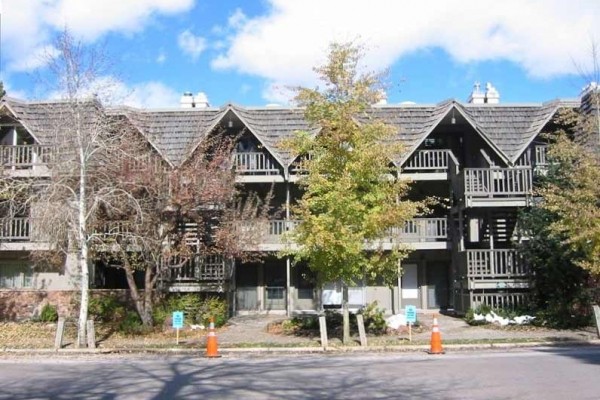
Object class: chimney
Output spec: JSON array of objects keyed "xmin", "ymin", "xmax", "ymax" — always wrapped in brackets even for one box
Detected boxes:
[
  {"xmin": 194, "ymin": 92, "xmax": 210, "ymax": 108},
  {"xmin": 180, "ymin": 92, "xmax": 194, "ymax": 108},
  {"xmin": 580, "ymin": 82, "xmax": 599, "ymax": 115},
  {"xmin": 579, "ymin": 82, "xmax": 600, "ymax": 148},
  {"xmin": 484, "ymin": 82, "xmax": 500, "ymax": 104},
  {"xmin": 468, "ymin": 82, "xmax": 485, "ymax": 104},
  {"xmin": 374, "ymin": 89, "xmax": 388, "ymax": 106}
]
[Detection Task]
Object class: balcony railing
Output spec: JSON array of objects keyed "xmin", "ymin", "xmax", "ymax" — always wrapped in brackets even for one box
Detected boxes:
[
  {"xmin": 403, "ymin": 149, "xmax": 450, "ymax": 171},
  {"xmin": 239, "ymin": 218, "xmax": 447, "ymax": 245},
  {"xmin": 466, "ymin": 249, "xmax": 528, "ymax": 280},
  {"xmin": 0, "ymin": 217, "xmax": 31, "ymax": 241},
  {"xmin": 232, "ymin": 152, "xmax": 280, "ymax": 175},
  {"xmin": 534, "ymin": 145, "xmax": 548, "ymax": 167},
  {"xmin": 0, "ymin": 145, "xmax": 53, "ymax": 168},
  {"xmin": 169, "ymin": 255, "xmax": 226, "ymax": 282},
  {"xmin": 464, "ymin": 167, "xmax": 532, "ymax": 198},
  {"xmin": 388, "ymin": 218, "xmax": 448, "ymax": 242}
]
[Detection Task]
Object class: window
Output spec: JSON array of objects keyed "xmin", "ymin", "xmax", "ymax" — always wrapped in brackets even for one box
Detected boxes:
[{"xmin": 0, "ymin": 262, "xmax": 33, "ymax": 288}]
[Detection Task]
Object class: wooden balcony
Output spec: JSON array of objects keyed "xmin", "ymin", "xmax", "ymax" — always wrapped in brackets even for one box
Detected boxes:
[
  {"xmin": 401, "ymin": 150, "xmax": 457, "ymax": 180},
  {"xmin": 463, "ymin": 167, "xmax": 532, "ymax": 207},
  {"xmin": 241, "ymin": 218, "xmax": 448, "ymax": 251},
  {"xmin": 464, "ymin": 249, "xmax": 529, "ymax": 290},
  {"xmin": 167, "ymin": 255, "xmax": 230, "ymax": 292},
  {"xmin": 0, "ymin": 145, "xmax": 53, "ymax": 176},
  {"xmin": 0, "ymin": 217, "xmax": 51, "ymax": 250},
  {"xmin": 232, "ymin": 152, "xmax": 283, "ymax": 182},
  {"xmin": 386, "ymin": 218, "xmax": 449, "ymax": 249},
  {"xmin": 238, "ymin": 220, "xmax": 299, "ymax": 251}
]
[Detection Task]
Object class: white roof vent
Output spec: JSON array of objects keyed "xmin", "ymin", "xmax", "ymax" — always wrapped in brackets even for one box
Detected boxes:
[
  {"xmin": 374, "ymin": 89, "xmax": 387, "ymax": 105},
  {"xmin": 484, "ymin": 82, "xmax": 500, "ymax": 104},
  {"xmin": 180, "ymin": 91, "xmax": 210, "ymax": 108},
  {"xmin": 195, "ymin": 92, "xmax": 210, "ymax": 108},
  {"xmin": 180, "ymin": 92, "xmax": 194, "ymax": 108},
  {"xmin": 468, "ymin": 82, "xmax": 485, "ymax": 104}
]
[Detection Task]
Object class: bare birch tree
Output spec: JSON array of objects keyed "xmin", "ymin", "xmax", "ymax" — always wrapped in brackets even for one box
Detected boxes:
[{"xmin": 2, "ymin": 30, "xmax": 128, "ymax": 346}]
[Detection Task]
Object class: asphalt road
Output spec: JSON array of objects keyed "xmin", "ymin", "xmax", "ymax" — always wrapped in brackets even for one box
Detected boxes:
[{"xmin": 1, "ymin": 346, "xmax": 599, "ymax": 399}]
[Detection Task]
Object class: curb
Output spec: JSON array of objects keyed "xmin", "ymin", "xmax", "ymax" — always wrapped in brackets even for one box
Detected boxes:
[{"xmin": 2, "ymin": 340, "xmax": 599, "ymax": 356}]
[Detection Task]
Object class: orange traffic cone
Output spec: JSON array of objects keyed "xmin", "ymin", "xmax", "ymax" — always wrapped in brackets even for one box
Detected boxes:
[
  {"xmin": 205, "ymin": 317, "xmax": 221, "ymax": 358},
  {"xmin": 428, "ymin": 315, "xmax": 444, "ymax": 355}
]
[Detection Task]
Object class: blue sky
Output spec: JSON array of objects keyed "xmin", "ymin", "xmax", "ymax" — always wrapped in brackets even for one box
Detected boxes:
[{"xmin": 2, "ymin": 0, "xmax": 599, "ymax": 108}]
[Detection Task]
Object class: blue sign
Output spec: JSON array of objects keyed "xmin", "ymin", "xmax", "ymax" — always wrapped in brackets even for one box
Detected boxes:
[
  {"xmin": 172, "ymin": 311, "xmax": 184, "ymax": 329},
  {"xmin": 405, "ymin": 305, "xmax": 417, "ymax": 324}
]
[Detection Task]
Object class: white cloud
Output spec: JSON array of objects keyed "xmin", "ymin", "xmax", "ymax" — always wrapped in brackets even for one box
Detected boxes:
[
  {"xmin": 178, "ymin": 30, "xmax": 207, "ymax": 61},
  {"xmin": 2, "ymin": 0, "xmax": 195, "ymax": 72},
  {"xmin": 44, "ymin": 75, "xmax": 181, "ymax": 108},
  {"xmin": 228, "ymin": 8, "xmax": 248, "ymax": 30},
  {"xmin": 122, "ymin": 81, "xmax": 182, "ymax": 108},
  {"xmin": 156, "ymin": 52, "xmax": 167, "ymax": 64},
  {"xmin": 261, "ymin": 82, "xmax": 296, "ymax": 105},
  {"xmin": 7, "ymin": 45, "xmax": 60, "ymax": 72},
  {"xmin": 212, "ymin": 0, "xmax": 600, "ymax": 102},
  {"xmin": 45, "ymin": 0, "xmax": 195, "ymax": 41}
]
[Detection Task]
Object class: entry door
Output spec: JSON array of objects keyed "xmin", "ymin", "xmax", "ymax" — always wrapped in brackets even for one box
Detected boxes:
[
  {"xmin": 426, "ymin": 262, "xmax": 449, "ymax": 309},
  {"xmin": 264, "ymin": 264, "xmax": 286, "ymax": 310},
  {"xmin": 402, "ymin": 264, "xmax": 419, "ymax": 307}
]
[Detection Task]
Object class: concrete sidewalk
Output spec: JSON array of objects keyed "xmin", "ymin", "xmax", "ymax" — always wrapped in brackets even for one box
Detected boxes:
[
  {"xmin": 216, "ymin": 313, "xmax": 599, "ymax": 348},
  {"xmin": 1, "ymin": 313, "xmax": 598, "ymax": 355}
]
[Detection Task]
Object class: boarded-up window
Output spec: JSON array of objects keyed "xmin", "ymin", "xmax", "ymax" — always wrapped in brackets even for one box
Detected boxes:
[{"xmin": 0, "ymin": 262, "xmax": 33, "ymax": 288}]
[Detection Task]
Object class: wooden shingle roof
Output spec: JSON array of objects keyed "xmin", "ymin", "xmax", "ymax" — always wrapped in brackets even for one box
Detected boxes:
[
  {"xmin": 2, "ymin": 97, "xmax": 104, "ymax": 145},
  {"xmin": 2, "ymin": 97, "xmax": 578, "ymax": 167},
  {"xmin": 123, "ymin": 107, "xmax": 225, "ymax": 166},
  {"xmin": 361, "ymin": 104, "xmax": 440, "ymax": 164},
  {"xmin": 459, "ymin": 102, "xmax": 559, "ymax": 162},
  {"xmin": 230, "ymin": 105, "xmax": 315, "ymax": 167}
]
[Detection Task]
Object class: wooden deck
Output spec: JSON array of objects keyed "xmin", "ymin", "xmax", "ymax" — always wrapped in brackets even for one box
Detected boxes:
[{"xmin": 463, "ymin": 167, "xmax": 533, "ymax": 207}]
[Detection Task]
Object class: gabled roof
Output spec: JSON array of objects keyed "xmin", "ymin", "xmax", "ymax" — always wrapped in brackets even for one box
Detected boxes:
[
  {"xmin": 459, "ymin": 102, "xmax": 560, "ymax": 163},
  {"xmin": 1, "ymin": 97, "xmax": 103, "ymax": 145},
  {"xmin": 360, "ymin": 103, "xmax": 443, "ymax": 164},
  {"xmin": 229, "ymin": 105, "xmax": 315, "ymax": 167},
  {"xmin": 1, "ymin": 96, "xmax": 578, "ymax": 169},
  {"xmin": 123, "ymin": 107, "xmax": 225, "ymax": 167}
]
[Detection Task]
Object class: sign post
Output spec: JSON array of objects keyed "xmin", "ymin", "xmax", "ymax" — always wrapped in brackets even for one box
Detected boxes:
[
  {"xmin": 172, "ymin": 311, "xmax": 184, "ymax": 345},
  {"xmin": 405, "ymin": 305, "xmax": 417, "ymax": 342}
]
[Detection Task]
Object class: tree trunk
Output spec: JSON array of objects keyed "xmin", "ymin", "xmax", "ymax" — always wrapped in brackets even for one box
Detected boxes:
[
  {"xmin": 76, "ymin": 241, "xmax": 89, "ymax": 347},
  {"xmin": 76, "ymin": 159, "xmax": 88, "ymax": 348},
  {"xmin": 142, "ymin": 266, "xmax": 154, "ymax": 326},
  {"xmin": 342, "ymin": 284, "xmax": 350, "ymax": 344},
  {"xmin": 123, "ymin": 261, "xmax": 154, "ymax": 327}
]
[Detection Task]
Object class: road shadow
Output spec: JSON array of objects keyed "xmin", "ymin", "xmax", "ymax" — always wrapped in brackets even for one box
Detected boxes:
[{"xmin": 0, "ymin": 354, "xmax": 456, "ymax": 399}]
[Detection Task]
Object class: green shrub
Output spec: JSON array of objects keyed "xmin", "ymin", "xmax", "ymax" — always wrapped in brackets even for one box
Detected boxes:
[
  {"xmin": 359, "ymin": 301, "xmax": 387, "ymax": 334},
  {"xmin": 89, "ymin": 295, "xmax": 126, "ymax": 323},
  {"xmin": 281, "ymin": 316, "xmax": 319, "ymax": 334},
  {"xmin": 118, "ymin": 311, "xmax": 145, "ymax": 335},
  {"xmin": 153, "ymin": 294, "xmax": 229, "ymax": 327},
  {"xmin": 196, "ymin": 296, "xmax": 228, "ymax": 327},
  {"xmin": 39, "ymin": 303, "xmax": 58, "ymax": 322}
]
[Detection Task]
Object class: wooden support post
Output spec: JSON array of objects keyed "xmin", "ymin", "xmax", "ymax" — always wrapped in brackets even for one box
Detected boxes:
[
  {"xmin": 86, "ymin": 320, "xmax": 96, "ymax": 349},
  {"xmin": 342, "ymin": 285, "xmax": 350, "ymax": 344},
  {"xmin": 356, "ymin": 314, "xmax": 368, "ymax": 347},
  {"xmin": 319, "ymin": 315, "xmax": 328, "ymax": 350},
  {"xmin": 593, "ymin": 305, "xmax": 600, "ymax": 338},
  {"xmin": 54, "ymin": 318, "xmax": 65, "ymax": 350}
]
